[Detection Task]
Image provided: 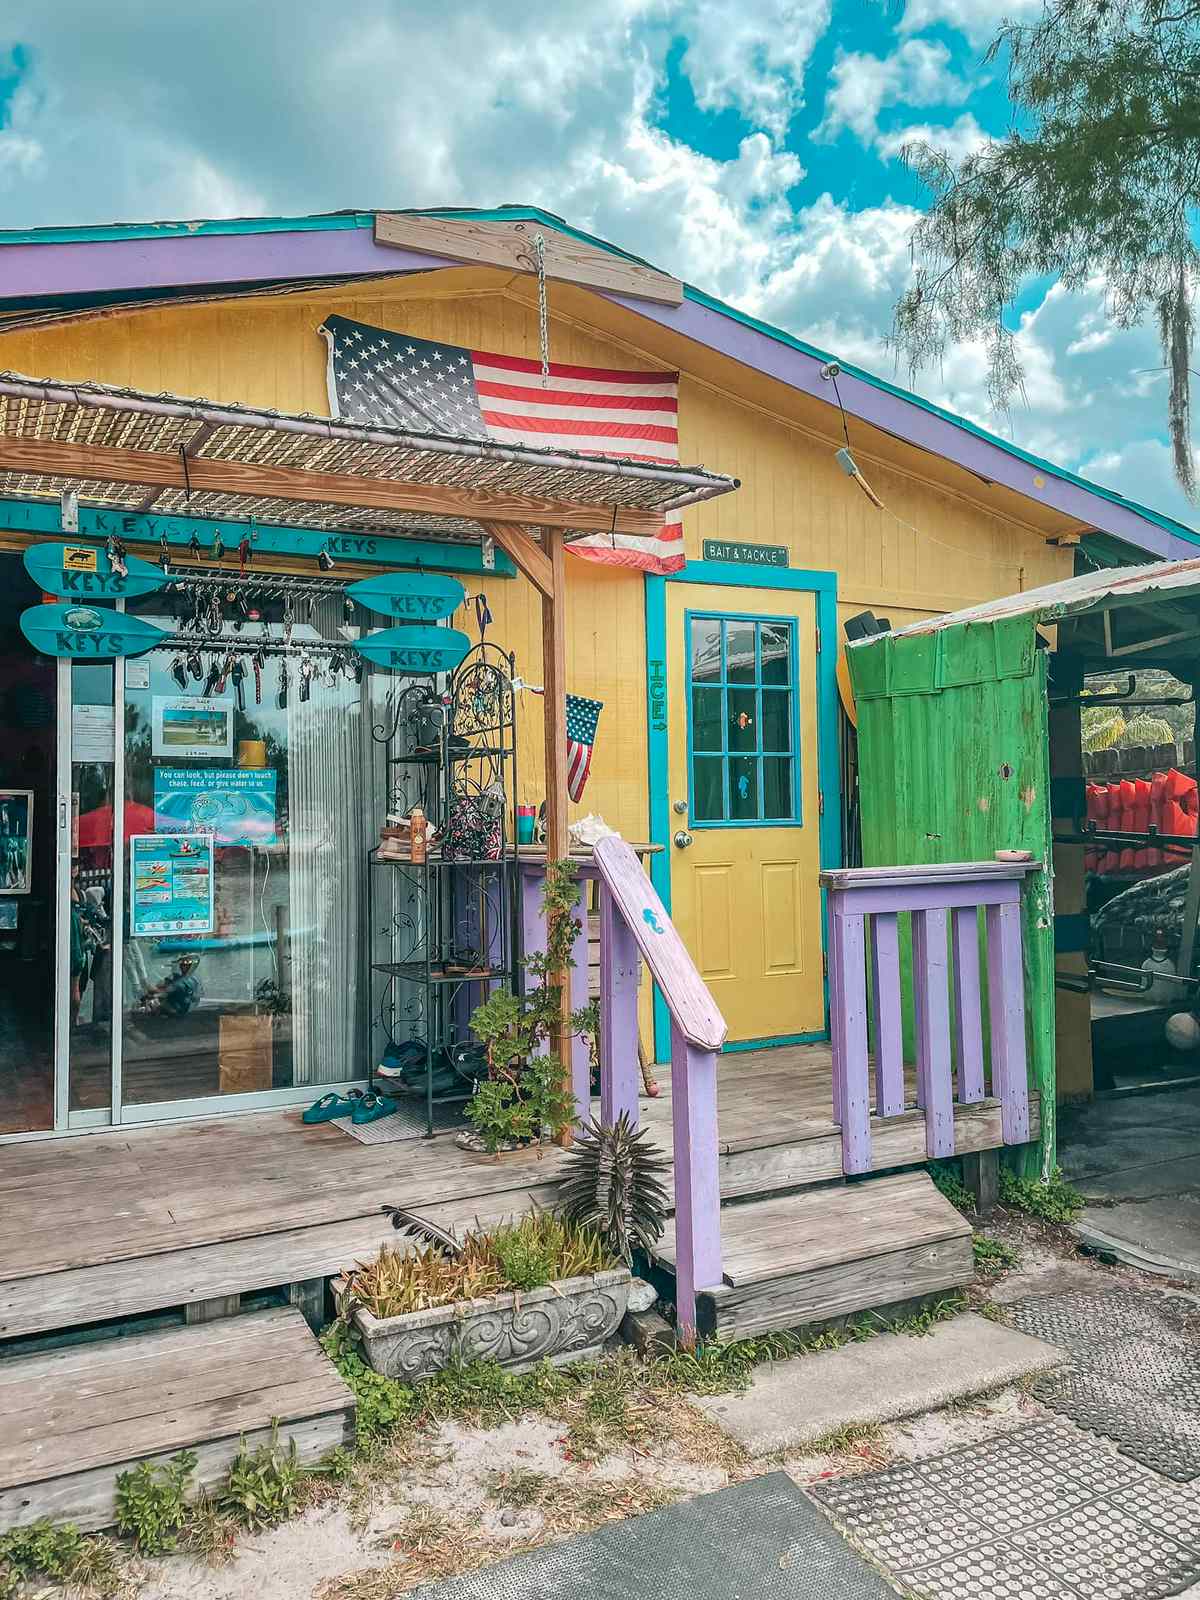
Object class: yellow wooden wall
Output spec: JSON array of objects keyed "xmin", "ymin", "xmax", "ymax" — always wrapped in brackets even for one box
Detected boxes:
[{"xmin": 0, "ymin": 276, "xmax": 1074, "ymax": 841}]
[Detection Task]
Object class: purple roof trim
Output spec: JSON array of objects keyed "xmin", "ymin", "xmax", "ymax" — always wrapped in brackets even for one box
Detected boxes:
[
  {"xmin": 606, "ymin": 292, "xmax": 1197, "ymax": 563},
  {"xmin": 0, "ymin": 228, "xmax": 453, "ymax": 297}
]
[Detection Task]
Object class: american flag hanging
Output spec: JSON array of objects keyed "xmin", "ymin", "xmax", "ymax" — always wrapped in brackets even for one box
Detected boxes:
[
  {"xmin": 565, "ymin": 695, "xmax": 603, "ymax": 802},
  {"xmin": 320, "ymin": 313, "xmax": 684, "ymax": 574}
]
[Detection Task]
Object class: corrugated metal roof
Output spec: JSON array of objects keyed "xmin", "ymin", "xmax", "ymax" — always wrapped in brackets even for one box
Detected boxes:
[
  {"xmin": 0, "ymin": 370, "xmax": 736, "ymax": 542},
  {"xmin": 860, "ymin": 557, "xmax": 1200, "ymax": 642}
]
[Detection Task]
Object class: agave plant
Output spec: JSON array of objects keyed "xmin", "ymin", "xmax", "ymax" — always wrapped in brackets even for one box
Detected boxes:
[{"xmin": 555, "ymin": 1113, "xmax": 671, "ymax": 1266}]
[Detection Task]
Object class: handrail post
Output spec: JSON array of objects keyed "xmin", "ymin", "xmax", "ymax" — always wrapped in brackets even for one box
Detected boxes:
[
  {"xmin": 598, "ymin": 882, "xmax": 640, "ymax": 1129},
  {"xmin": 568, "ymin": 873, "xmax": 592, "ymax": 1127},
  {"xmin": 828, "ymin": 891, "xmax": 871, "ymax": 1174},
  {"xmin": 670, "ymin": 1019, "xmax": 722, "ymax": 1346}
]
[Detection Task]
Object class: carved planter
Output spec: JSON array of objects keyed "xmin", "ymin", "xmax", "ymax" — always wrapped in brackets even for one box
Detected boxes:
[{"xmin": 344, "ymin": 1268, "xmax": 632, "ymax": 1382}]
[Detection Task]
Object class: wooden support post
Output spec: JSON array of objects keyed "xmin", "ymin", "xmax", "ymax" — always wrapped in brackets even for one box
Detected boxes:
[
  {"xmin": 288, "ymin": 1278, "xmax": 326, "ymax": 1331},
  {"xmin": 961, "ymin": 1149, "xmax": 1000, "ymax": 1217},
  {"xmin": 912, "ymin": 907, "xmax": 955, "ymax": 1159},
  {"xmin": 829, "ymin": 904, "xmax": 871, "ymax": 1173},
  {"xmin": 540, "ymin": 528, "xmax": 574, "ymax": 1146},
  {"xmin": 599, "ymin": 883, "xmax": 641, "ymax": 1129},
  {"xmin": 985, "ymin": 900, "xmax": 1031, "ymax": 1145},
  {"xmin": 569, "ymin": 889, "xmax": 592, "ymax": 1126},
  {"xmin": 670, "ymin": 1021, "xmax": 722, "ymax": 1347},
  {"xmin": 185, "ymin": 1294, "xmax": 241, "ymax": 1325}
]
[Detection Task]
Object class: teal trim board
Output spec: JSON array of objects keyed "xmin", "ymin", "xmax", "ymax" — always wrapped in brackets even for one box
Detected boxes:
[
  {"xmin": 644, "ymin": 560, "xmax": 841, "ymax": 1062},
  {"xmin": 0, "ymin": 498, "xmax": 516, "ymax": 578},
  {"xmin": 722, "ymin": 1032, "xmax": 828, "ymax": 1053}
]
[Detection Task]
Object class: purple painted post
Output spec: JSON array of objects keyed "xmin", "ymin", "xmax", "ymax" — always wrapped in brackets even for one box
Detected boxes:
[
  {"xmin": 951, "ymin": 906, "xmax": 986, "ymax": 1104},
  {"xmin": 670, "ymin": 1019, "xmax": 722, "ymax": 1345},
  {"xmin": 569, "ymin": 880, "xmax": 592, "ymax": 1127},
  {"xmin": 985, "ymin": 900, "xmax": 1031, "ymax": 1143},
  {"xmin": 520, "ymin": 867, "xmax": 548, "ymax": 1059},
  {"xmin": 599, "ymin": 884, "xmax": 641, "ymax": 1130},
  {"xmin": 829, "ymin": 902, "xmax": 872, "ymax": 1174},
  {"xmin": 869, "ymin": 911, "xmax": 905, "ymax": 1117},
  {"xmin": 912, "ymin": 907, "xmax": 955, "ymax": 1158}
]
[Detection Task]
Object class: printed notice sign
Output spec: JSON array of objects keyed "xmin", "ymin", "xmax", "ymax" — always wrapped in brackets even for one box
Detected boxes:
[
  {"xmin": 129, "ymin": 833, "xmax": 214, "ymax": 937},
  {"xmin": 154, "ymin": 767, "xmax": 278, "ymax": 847},
  {"xmin": 152, "ymin": 696, "xmax": 234, "ymax": 760}
]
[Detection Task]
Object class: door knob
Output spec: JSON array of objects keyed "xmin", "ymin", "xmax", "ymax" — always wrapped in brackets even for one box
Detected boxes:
[
  {"xmin": 672, "ymin": 799, "xmax": 688, "ymax": 815},
  {"xmin": 673, "ymin": 829, "xmax": 694, "ymax": 849}
]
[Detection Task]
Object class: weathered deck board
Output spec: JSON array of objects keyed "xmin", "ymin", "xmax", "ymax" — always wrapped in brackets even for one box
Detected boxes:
[{"xmin": 0, "ymin": 1307, "xmax": 354, "ymax": 1531}]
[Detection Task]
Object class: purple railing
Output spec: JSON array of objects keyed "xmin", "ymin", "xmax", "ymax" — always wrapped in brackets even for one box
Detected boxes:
[
  {"xmin": 821, "ymin": 861, "xmax": 1040, "ymax": 1174},
  {"xmin": 520, "ymin": 839, "xmax": 727, "ymax": 1341}
]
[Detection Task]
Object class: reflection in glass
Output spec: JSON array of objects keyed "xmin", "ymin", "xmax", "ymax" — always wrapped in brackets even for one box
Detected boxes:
[
  {"xmin": 693, "ymin": 757, "xmax": 725, "ymax": 822},
  {"xmin": 763, "ymin": 756, "xmax": 793, "ymax": 819},
  {"xmin": 689, "ymin": 617, "xmax": 722, "ymax": 683},
  {"xmin": 760, "ymin": 623, "xmax": 791, "ymax": 685},
  {"xmin": 725, "ymin": 621, "xmax": 756, "ymax": 682},
  {"xmin": 691, "ymin": 687, "xmax": 723, "ymax": 752},
  {"xmin": 761, "ymin": 690, "xmax": 792, "ymax": 752},
  {"xmin": 69, "ymin": 661, "xmax": 116, "ymax": 1113}
]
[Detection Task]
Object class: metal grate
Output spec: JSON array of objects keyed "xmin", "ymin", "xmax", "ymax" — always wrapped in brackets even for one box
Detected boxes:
[
  {"xmin": 811, "ymin": 1420, "xmax": 1200, "ymax": 1600},
  {"xmin": 412, "ymin": 1474, "xmax": 897, "ymax": 1599}
]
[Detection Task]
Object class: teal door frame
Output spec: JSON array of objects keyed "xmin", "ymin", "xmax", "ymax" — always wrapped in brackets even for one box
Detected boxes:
[{"xmin": 643, "ymin": 559, "xmax": 841, "ymax": 1062}]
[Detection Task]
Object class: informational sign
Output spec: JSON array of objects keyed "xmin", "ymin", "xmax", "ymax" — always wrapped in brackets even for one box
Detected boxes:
[
  {"xmin": 20, "ymin": 603, "xmax": 170, "ymax": 660},
  {"xmin": 152, "ymin": 696, "xmax": 235, "ymax": 760},
  {"xmin": 702, "ymin": 539, "xmax": 789, "ymax": 569},
  {"xmin": 129, "ymin": 833, "xmax": 214, "ymax": 937},
  {"xmin": 23, "ymin": 542, "xmax": 168, "ymax": 599},
  {"xmin": 154, "ymin": 767, "xmax": 278, "ymax": 847},
  {"xmin": 71, "ymin": 703, "xmax": 116, "ymax": 763},
  {"xmin": 346, "ymin": 571, "xmax": 466, "ymax": 621},
  {"xmin": 126, "ymin": 660, "xmax": 151, "ymax": 691},
  {"xmin": 352, "ymin": 624, "xmax": 471, "ymax": 675}
]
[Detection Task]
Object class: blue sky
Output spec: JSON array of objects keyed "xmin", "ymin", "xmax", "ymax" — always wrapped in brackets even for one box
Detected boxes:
[{"xmin": 0, "ymin": 0, "xmax": 1192, "ymax": 530}]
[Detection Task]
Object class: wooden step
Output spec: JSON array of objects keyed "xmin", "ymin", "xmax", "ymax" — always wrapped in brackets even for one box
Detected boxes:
[
  {"xmin": 653, "ymin": 1171, "xmax": 974, "ymax": 1341},
  {"xmin": 0, "ymin": 1307, "xmax": 354, "ymax": 1531}
]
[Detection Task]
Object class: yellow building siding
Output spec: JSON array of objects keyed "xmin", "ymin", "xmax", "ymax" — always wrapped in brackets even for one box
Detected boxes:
[{"xmin": 0, "ymin": 273, "xmax": 1074, "ymax": 841}]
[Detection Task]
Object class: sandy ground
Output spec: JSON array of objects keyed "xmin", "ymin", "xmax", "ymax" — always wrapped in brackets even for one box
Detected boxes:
[{"xmin": 130, "ymin": 1217, "xmax": 1200, "ymax": 1600}]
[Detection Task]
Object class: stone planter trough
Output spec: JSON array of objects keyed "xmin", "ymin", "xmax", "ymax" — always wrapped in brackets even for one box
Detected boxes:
[{"xmin": 338, "ymin": 1268, "xmax": 632, "ymax": 1382}]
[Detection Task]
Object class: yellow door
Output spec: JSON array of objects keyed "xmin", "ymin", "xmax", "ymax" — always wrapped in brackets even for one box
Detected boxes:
[{"xmin": 666, "ymin": 584, "xmax": 824, "ymax": 1043}]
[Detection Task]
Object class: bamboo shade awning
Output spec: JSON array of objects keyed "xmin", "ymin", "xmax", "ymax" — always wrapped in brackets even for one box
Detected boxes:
[{"xmin": 0, "ymin": 372, "xmax": 737, "ymax": 542}]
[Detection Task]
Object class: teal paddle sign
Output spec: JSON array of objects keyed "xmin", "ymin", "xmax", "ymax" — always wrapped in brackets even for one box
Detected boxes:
[
  {"xmin": 23, "ymin": 542, "xmax": 168, "ymax": 600},
  {"xmin": 20, "ymin": 603, "xmax": 171, "ymax": 660},
  {"xmin": 345, "ymin": 571, "xmax": 466, "ymax": 622},
  {"xmin": 352, "ymin": 625, "xmax": 471, "ymax": 675}
]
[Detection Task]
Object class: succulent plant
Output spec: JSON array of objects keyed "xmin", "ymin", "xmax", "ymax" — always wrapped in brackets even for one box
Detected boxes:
[{"xmin": 555, "ymin": 1113, "xmax": 671, "ymax": 1266}]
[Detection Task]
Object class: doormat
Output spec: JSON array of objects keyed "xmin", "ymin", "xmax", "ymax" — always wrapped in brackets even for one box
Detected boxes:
[
  {"xmin": 332, "ymin": 1096, "xmax": 465, "ymax": 1144},
  {"xmin": 1006, "ymin": 1290, "xmax": 1200, "ymax": 1480},
  {"xmin": 810, "ymin": 1419, "xmax": 1200, "ymax": 1600},
  {"xmin": 412, "ymin": 1474, "xmax": 896, "ymax": 1599}
]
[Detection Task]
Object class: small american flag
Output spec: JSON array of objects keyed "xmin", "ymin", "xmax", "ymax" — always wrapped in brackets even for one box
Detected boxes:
[
  {"xmin": 566, "ymin": 695, "xmax": 603, "ymax": 802},
  {"xmin": 320, "ymin": 314, "xmax": 684, "ymax": 574}
]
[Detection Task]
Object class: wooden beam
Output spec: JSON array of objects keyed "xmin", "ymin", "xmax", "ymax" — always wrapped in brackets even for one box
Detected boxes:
[
  {"xmin": 540, "ymin": 528, "xmax": 574, "ymax": 1146},
  {"xmin": 0, "ymin": 436, "xmax": 664, "ymax": 539},
  {"xmin": 374, "ymin": 214, "xmax": 685, "ymax": 307},
  {"xmin": 478, "ymin": 520, "xmax": 554, "ymax": 598}
]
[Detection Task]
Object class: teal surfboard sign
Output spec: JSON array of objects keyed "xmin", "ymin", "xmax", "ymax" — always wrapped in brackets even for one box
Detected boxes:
[
  {"xmin": 345, "ymin": 571, "xmax": 466, "ymax": 622},
  {"xmin": 352, "ymin": 625, "xmax": 471, "ymax": 675},
  {"xmin": 23, "ymin": 542, "xmax": 168, "ymax": 600},
  {"xmin": 20, "ymin": 603, "xmax": 171, "ymax": 659}
]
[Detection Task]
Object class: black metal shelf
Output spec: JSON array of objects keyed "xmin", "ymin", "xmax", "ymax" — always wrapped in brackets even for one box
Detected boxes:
[
  {"xmin": 371, "ymin": 960, "xmax": 505, "ymax": 983},
  {"xmin": 370, "ymin": 853, "xmax": 513, "ymax": 870}
]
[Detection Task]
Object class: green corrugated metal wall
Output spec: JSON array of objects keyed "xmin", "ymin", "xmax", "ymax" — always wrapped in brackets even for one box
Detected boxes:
[{"xmin": 848, "ymin": 617, "xmax": 1056, "ymax": 1172}]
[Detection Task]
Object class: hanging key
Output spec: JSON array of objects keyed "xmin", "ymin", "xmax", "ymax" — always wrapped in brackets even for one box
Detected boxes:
[
  {"xmin": 170, "ymin": 654, "xmax": 188, "ymax": 691},
  {"xmin": 187, "ymin": 644, "xmax": 204, "ymax": 682},
  {"xmin": 202, "ymin": 655, "xmax": 221, "ymax": 698},
  {"xmin": 106, "ymin": 534, "xmax": 128, "ymax": 578},
  {"xmin": 214, "ymin": 652, "xmax": 233, "ymax": 694},
  {"xmin": 188, "ymin": 531, "xmax": 203, "ymax": 562},
  {"xmin": 253, "ymin": 645, "xmax": 265, "ymax": 706},
  {"xmin": 306, "ymin": 594, "xmax": 316, "ymax": 625},
  {"xmin": 343, "ymin": 593, "xmax": 356, "ymax": 627},
  {"xmin": 158, "ymin": 533, "xmax": 171, "ymax": 574},
  {"xmin": 298, "ymin": 652, "xmax": 314, "ymax": 703},
  {"xmin": 277, "ymin": 657, "xmax": 289, "ymax": 710},
  {"xmin": 351, "ymin": 652, "xmax": 365, "ymax": 685},
  {"xmin": 238, "ymin": 537, "xmax": 252, "ymax": 577},
  {"xmin": 283, "ymin": 594, "xmax": 295, "ymax": 644},
  {"xmin": 230, "ymin": 655, "xmax": 246, "ymax": 711},
  {"xmin": 212, "ymin": 530, "xmax": 225, "ymax": 563}
]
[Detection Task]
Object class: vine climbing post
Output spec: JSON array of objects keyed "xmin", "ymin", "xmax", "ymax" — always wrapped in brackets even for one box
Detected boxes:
[{"xmin": 540, "ymin": 527, "xmax": 573, "ymax": 1145}]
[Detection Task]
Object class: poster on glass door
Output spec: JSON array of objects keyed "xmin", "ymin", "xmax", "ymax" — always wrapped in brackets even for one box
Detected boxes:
[
  {"xmin": 153, "ymin": 768, "xmax": 278, "ymax": 847},
  {"xmin": 129, "ymin": 833, "xmax": 215, "ymax": 937}
]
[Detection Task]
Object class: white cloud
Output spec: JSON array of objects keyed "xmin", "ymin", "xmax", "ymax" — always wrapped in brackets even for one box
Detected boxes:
[
  {"xmin": 816, "ymin": 38, "xmax": 970, "ymax": 146},
  {"xmin": 898, "ymin": 0, "xmax": 1042, "ymax": 47},
  {"xmin": 678, "ymin": 0, "xmax": 832, "ymax": 136},
  {"xmin": 875, "ymin": 112, "xmax": 990, "ymax": 164}
]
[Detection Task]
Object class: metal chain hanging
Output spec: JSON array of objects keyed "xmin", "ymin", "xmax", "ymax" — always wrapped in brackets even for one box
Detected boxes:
[{"xmin": 533, "ymin": 232, "xmax": 550, "ymax": 387}]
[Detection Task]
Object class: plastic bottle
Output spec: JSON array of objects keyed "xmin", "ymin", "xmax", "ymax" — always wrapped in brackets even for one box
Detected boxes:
[
  {"xmin": 410, "ymin": 806, "xmax": 428, "ymax": 865},
  {"xmin": 1143, "ymin": 930, "xmax": 1177, "ymax": 1005}
]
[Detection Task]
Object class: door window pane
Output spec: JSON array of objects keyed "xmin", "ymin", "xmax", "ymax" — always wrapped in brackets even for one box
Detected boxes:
[
  {"xmin": 763, "ymin": 757, "xmax": 794, "ymax": 820},
  {"xmin": 762, "ymin": 690, "xmax": 792, "ymax": 752},
  {"xmin": 69, "ymin": 661, "xmax": 116, "ymax": 1114},
  {"xmin": 728, "ymin": 688, "xmax": 758, "ymax": 752},
  {"xmin": 691, "ymin": 687, "xmax": 723, "ymax": 752},
  {"xmin": 693, "ymin": 757, "xmax": 725, "ymax": 822},
  {"xmin": 690, "ymin": 617, "xmax": 722, "ymax": 683},
  {"xmin": 686, "ymin": 612, "xmax": 801, "ymax": 827},
  {"xmin": 730, "ymin": 757, "xmax": 758, "ymax": 820},
  {"xmin": 725, "ymin": 621, "xmax": 756, "ymax": 683}
]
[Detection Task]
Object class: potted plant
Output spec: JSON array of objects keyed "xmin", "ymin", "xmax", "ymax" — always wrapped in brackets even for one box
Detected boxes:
[
  {"xmin": 455, "ymin": 860, "xmax": 584, "ymax": 1156},
  {"xmin": 335, "ymin": 1207, "xmax": 631, "ymax": 1381}
]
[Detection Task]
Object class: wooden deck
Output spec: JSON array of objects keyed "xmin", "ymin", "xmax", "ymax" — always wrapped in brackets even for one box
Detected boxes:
[{"xmin": 0, "ymin": 1044, "xmax": 1027, "ymax": 1341}]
